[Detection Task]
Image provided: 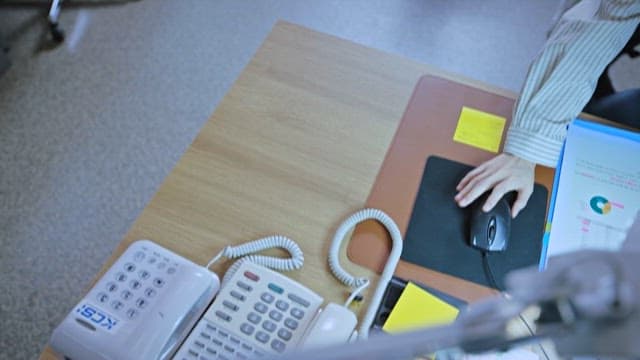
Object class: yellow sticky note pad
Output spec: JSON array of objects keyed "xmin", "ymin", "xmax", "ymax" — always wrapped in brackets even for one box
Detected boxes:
[
  {"xmin": 382, "ymin": 282, "xmax": 459, "ymax": 333},
  {"xmin": 453, "ymin": 106, "xmax": 506, "ymax": 153}
]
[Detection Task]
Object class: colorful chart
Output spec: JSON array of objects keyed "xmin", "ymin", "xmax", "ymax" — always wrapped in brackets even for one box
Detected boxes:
[{"xmin": 590, "ymin": 195, "xmax": 612, "ymax": 215}]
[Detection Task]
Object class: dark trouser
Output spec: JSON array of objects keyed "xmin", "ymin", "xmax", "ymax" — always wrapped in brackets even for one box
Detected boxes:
[
  {"xmin": 584, "ymin": 24, "xmax": 640, "ymax": 128},
  {"xmin": 591, "ymin": 24, "xmax": 640, "ymax": 100}
]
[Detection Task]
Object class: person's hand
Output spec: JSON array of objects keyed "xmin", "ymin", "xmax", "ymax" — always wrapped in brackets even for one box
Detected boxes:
[{"xmin": 454, "ymin": 153, "xmax": 535, "ymax": 218}]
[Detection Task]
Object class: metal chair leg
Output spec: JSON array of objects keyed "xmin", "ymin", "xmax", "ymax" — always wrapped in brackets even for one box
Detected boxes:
[{"xmin": 48, "ymin": 0, "xmax": 65, "ymax": 42}]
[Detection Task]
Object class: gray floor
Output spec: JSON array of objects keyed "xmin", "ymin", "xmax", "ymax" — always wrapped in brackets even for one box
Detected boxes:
[{"xmin": 0, "ymin": 1, "xmax": 637, "ymax": 359}]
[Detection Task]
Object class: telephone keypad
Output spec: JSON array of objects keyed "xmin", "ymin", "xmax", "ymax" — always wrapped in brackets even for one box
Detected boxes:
[
  {"xmin": 177, "ymin": 261, "xmax": 323, "ymax": 359},
  {"xmin": 93, "ymin": 244, "xmax": 180, "ymax": 324}
]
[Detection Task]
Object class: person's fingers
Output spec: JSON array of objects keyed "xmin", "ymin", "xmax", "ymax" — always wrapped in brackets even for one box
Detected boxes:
[
  {"xmin": 456, "ymin": 161, "xmax": 491, "ymax": 191},
  {"xmin": 511, "ymin": 184, "xmax": 534, "ymax": 218},
  {"xmin": 455, "ymin": 171, "xmax": 485, "ymax": 201},
  {"xmin": 482, "ymin": 182, "xmax": 512, "ymax": 212},
  {"xmin": 457, "ymin": 173, "xmax": 502, "ymax": 207}
]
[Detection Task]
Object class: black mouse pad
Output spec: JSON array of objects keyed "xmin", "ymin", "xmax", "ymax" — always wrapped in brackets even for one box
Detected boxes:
[{"xmin": 401, "ymin": 156, "xmax": 548, "ymax": 290}]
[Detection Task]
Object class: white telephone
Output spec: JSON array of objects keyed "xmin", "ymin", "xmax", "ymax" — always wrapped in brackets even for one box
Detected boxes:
[
  {"xmin": 49, "ymin": 240, "xmax": 220, "ymax": 360},
  {"xmin": 173, "ymin": 260, "xmax": 358, "ymax": 359}
]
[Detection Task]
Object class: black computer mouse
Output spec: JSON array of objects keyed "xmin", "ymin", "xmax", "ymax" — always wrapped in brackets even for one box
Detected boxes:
[{"xmin": 469, "ymin": 192, "xmax": 511, "ymax": 252}]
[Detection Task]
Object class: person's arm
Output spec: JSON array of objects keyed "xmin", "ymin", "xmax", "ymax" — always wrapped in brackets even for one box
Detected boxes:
[{"xmin": 456, "ymin": 0, "xmax": 640, "ymax": 217}]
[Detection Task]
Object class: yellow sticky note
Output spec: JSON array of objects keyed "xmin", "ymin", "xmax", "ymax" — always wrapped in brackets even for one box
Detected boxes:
[
  {"xmin": 453, "ymin": 106, "xmax": 506, "ymax": 153},
  {"xmin": 382, "ymin": 282, "xmax": 459, "ymax": 334}
]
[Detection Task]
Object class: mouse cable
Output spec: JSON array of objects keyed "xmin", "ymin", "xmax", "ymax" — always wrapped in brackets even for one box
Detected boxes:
[{"xmin": 481, "ymin": 252, "xmax": 551, "ymax": 360}]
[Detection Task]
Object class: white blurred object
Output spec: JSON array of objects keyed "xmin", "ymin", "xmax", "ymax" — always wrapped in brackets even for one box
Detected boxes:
[{"xmin": 268, "ymin": 214, "xmax": 640, "ymax": 360}]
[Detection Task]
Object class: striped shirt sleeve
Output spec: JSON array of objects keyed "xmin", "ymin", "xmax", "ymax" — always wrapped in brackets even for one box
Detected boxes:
[{"xmin": 504, "ymin": 0, "xmax": 640, "ymax": 168}]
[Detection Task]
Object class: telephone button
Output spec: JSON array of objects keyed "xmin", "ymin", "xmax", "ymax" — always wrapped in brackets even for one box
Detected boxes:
[
  {"xmin": 255, "ymin": 331, "xmax": 270, "ymax": 344},
  {"xmin": 247, "ymin": 312, "xmax": 261, "ymax": 324},
  {"xmin": 287, "ymin": 293, "xmax": 310, "ymax": 307},
  {"xmin": 254, "ymin": 302, "xmax": 268, "ymax": 314},
  {"xmin": 240, "ymin": 323, "xmax": 255, "ymax": 335},
  {"xmin": 260, "ymin": 292, "xmax": 274, "ymax": 304},
  {"xmin": 106, "ymin": 282, "xmax": 118, "ymax": 292},
  {"xmin": 268, "ymin": 283, "xmax": 284, "ymax": 294},
  {"xmin": 124, "ymin": 263, "xmax": 136, "ymax": 272},
  {"xmin": 126, "ymin": 308, "xmax": 138, "ymax": 319},
  {"xmin": 133, "ymin": 251, "xmax": 145, "ymax": 262},
  {"xmin": 115, "ymin": 272, "xmax": 127, "ymax": 282},
  {"xmin": 230, "ymin": 290, "xmax": 245, "ymax": 301},
  {"xmin": 290, "ymin": 308, "xmax": 304, "ymax": 319},
  {"xmin": 243, "ymin": 271, "xmax": 259, "ymax": 282},
  {"xmin": 237, "ymin": 281, "xmax": 252, "ymax": 292},
  {"xmin": 97, "ymin": 292, "xmax": 109, "ymax": 303},
  {"xmin": 138, "ymin": 270, "xmax": 150, "ymax": 280},
  {"xmin": 278, "ymin": 328, "xmax": 292, "ymax": 341},
  {"xmin": 121, "ymin": 290, "xmax": 133, "ymax": 300},
  {"xmin": 262, "ymin": 320, "xmax": 276, "ymax": 333},
  {"xmin": 130, "ymin": 280, "xmax": 142, "ymax": 290},
  {"xmin": 111, "ymin": 300, "xmax": 124, "ymax": 311},
  {"xmin": 144, "ymin": 287, "xmax": 156, "ymax": 298},
  {"xmin": 269, "ymin": 310, "xmax": 283, "ymax": 322},
  {"xmin": 275, "ymin": 300, "xmax": 289, "ymax": 311},
  {"xmin": 222, "ymin": 300, "xmax": 238, "ymax": 311},
  {"xmin": 215, "ymin": 310, "xmax": 231, "ymax": 322},
  {"xmin": 271, "ymin": 339, "xmax": 286, "ymax": 353},
  {"xmin": 284, "ymin": 318, "xmax": 298, "ymax": 330},
  {"xmin": 153, "ymin": 277, "xmax": 165, "ymax": 288},
  {"xmin": 135, "ymin": 298, "xmax": 148, "ymax": 309}
]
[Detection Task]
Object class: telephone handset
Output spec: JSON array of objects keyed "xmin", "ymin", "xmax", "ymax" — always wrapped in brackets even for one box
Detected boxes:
[
  {"xmin": 174, "ymin": 260, "xmax": 358, "ymax": 359},
  {"xmin": 49, "ymin": 240, "xmax": 220, "ymax": 360}
]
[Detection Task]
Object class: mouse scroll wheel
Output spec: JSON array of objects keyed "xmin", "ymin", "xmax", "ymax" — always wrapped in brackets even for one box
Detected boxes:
[{"xmin": 488, "ymin": 217, "xmax": 497, "ymax": 244}]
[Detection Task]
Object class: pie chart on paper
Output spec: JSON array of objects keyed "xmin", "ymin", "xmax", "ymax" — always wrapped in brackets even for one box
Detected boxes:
[{"xmin": 590, "ymin": 195, "xmax": 612, "ymax": 215}]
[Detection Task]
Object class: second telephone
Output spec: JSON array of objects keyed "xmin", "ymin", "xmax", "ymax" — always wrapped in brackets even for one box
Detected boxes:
[{"xmin": 174, "ymin": 260, "xmax": 358, "ymax": 359}]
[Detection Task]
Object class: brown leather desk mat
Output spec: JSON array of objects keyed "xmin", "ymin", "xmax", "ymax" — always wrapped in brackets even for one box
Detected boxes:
[{"xmin": 347, "ymin": 75, "xmax": 555, "ymax": 302}]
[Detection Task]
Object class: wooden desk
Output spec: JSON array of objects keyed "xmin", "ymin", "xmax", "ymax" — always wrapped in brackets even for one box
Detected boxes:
[{"xmin": 40, "ymin": 21, "xmax": 519, "ymax": 359}]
